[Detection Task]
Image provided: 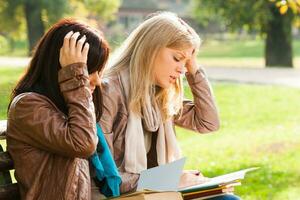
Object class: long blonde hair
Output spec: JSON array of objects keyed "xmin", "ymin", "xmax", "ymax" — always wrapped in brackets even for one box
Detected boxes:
[{"xmin": 106, "ymin": 12, "xmax": 201, "ymax": 120}]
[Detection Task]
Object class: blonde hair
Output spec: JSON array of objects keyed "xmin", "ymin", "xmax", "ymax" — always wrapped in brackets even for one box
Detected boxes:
[{"xmin": 106, "ymin": 12, "xmax": 201, "ymax": 120}]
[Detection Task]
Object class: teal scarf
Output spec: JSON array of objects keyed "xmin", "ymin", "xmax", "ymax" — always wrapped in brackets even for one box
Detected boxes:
[{"xmin": 90, "ymin": 123, "xmax": 121, "ymax": 197}]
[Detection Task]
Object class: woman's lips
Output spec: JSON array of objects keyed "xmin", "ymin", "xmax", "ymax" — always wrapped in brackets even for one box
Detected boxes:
[{"xmin": 169, "ymin": 75, "xmax": 177, "ymax": 83}]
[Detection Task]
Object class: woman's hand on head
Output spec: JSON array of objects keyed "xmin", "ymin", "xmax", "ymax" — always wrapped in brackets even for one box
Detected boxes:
[
  {"xmin": 178, "ymin": 169, "xmax": 210, "ymax": 189},
  {"xmin": 59, "ymin": 31, "xmax": 89, "ymax": 68},
  {"xmin": 185, "ymin": 49, "xmax": 199, "ymax": 76}
]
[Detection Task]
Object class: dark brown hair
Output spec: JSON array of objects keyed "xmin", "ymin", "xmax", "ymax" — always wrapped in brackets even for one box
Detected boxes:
[{"xmin": 9, "ymin": 19, "xmax": 109, "ymax": 121}]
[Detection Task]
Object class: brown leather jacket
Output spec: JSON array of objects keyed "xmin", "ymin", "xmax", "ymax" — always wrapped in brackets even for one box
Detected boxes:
[
  {"xmin": 99, "ymin": 67, "xmax": 220, "ymax": 194},
  {"xmin": 7, "ymin": 63, "xmax": 98, "ymax": 200}
]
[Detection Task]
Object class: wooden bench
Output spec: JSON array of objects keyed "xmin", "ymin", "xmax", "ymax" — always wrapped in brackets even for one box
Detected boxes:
[{"xmin": 0, "ymin": 120, "xmax": 20, "ymax": 200}]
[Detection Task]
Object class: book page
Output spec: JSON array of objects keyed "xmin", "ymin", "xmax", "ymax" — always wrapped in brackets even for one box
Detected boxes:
[
  {"xmin": 179, "ymin": 167, "xmax": 259, "ymax": 192},
  {"xmin": 137, "ymin": 157, "xmax": 186, "ymax": 191}
]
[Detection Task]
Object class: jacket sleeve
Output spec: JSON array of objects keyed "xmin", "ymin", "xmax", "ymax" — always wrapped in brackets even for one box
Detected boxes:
[
  {"xmin": 119, "ymin": 172, "xmax": 139, "ymax": 194},
  {"xmin": 8, "ymin": 63, "xmax": 98, "ymax": 158},
  {"xmin": 174, "ymin": 67, "xmax": 220, "ymax": 133},
  {"xmin": 100, "ymin": 77, "xmax": 140, "ymax": 194}
]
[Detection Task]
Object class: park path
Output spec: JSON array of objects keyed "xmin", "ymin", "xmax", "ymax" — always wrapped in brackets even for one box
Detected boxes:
[
  {"xmin": 0, "ymin": 56, "xmax": 30, "ymax": 68},
  {"xmin": 205, "ymin": 67, "xmax": 300, "ymax": 88},
  {"xmin": 1, "ymin": 56, "xmax": 300, "ymax": 88}
]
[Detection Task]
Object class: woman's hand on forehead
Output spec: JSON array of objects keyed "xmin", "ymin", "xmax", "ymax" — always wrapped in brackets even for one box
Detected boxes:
[
  {"xmin": 184, "ymin": 48, "xmax": 198, "ymax": 75},
  {"xmin": 181, "ymin": 48, "xmax": 195, "ymax": 60}
]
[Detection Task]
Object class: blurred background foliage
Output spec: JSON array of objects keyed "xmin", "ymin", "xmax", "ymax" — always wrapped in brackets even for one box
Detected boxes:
[
  {"xmin": 0, "ymin": 0, "xmax": 300, "ymax": 68},
  {"xmin": 0, "ymin": 0, "xmax": 120, "ymax": 54},
  {"xmin": 192, "ymin": 0, "xmax": 300, "ymax": 67}
]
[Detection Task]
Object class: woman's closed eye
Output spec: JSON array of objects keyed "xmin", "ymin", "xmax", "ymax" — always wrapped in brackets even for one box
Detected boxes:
[{"xmin": 173, "ymin": 56, "xmax": 180, "ymax": 62}]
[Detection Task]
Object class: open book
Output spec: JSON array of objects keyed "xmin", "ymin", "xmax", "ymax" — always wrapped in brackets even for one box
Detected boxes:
[
  {"xmin": 178, "ymin": 167, "xmax": 259, "ymax": 193},
  {"xmin": 137, "ymin": 158, "xmax": 259, "ymax": 199},
  {"xmin": 178, "ymin": 167, "xmax": 258, "ymax": 199}
]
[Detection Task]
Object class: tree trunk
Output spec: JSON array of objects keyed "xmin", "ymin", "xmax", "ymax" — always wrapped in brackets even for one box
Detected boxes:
[
  {"xmin": 265, "ymin": 4, "xmax": 293, "ymax": 67},
  {"xmin": 24, "ymin": 0, "xmax": 44, "ymax": 55}
]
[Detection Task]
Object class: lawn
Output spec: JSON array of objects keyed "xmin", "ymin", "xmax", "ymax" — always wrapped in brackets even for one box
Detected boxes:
[
  {"xmin": 198, "ymin": 39, "xmax": 300, "ymax": 68},
  {"xmin": 0, "ymin": 37, "xmax": 28, "ymax": 57},
  {"xmin": 0, "ymin": 67, "xmax": 25, "ymax": 119},
  {"xmin": 0, "ymin": 66, "xmax": 300, "ymax": 199},
  {"xmin": 199, "ymin": 38, "xmax": 300, "ymax": 58},
  {"xmin": 178, "ymin": 83, "xmax": 300, "ymax": 199}
]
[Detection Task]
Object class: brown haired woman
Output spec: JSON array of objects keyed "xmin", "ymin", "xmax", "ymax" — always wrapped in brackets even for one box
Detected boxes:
[{"xmin": 6, "ymin": 19, "xmax": 117, "ymax": 199}]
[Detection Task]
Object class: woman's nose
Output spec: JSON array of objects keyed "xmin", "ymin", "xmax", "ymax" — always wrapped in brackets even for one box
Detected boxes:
[{"xmin": 177, "ymin": 64, "xmax": 186, "ymax": 74}]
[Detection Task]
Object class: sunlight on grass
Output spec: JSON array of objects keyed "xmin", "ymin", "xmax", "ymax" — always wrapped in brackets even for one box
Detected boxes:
[
  {"xmin": 0, "ymin": 67, "xmax": 25, "ymax": 119},
  {"xmin": 199, "ymin": 39, "xmax": 264, "ymax": 58},
  {"xmin": 198, "ymin": 39, "xmax": 300, "ymax": 59},
  {"xmin": 177, "ymin": 83, "xmax": 300, "ymax": 199}
]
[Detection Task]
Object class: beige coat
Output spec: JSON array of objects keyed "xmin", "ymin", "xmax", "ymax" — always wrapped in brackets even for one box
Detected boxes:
[
  {"xmin": 7, "ymin": 63, "xmax": 97, "ymax": 200},
  {"xmin": 99, "ymin": 67, "xmax": 220, "ymax": 194}
]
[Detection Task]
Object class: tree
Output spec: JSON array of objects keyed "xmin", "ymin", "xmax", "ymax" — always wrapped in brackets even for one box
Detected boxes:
[
  {"xmin": 192, "ymin": 0, "xmax": 300, "ymax": 68},
  {"xmin": 0, "ymin": 0, "xmax": 68, "ymax": 55},
  {"xmin": 0, "ymin": 1, "xmax": 27, "ymax": 52},
  {"xmin": 0, "ymin": 0, "xmax": 120, "ymax": 55},
  {"xmin": 23, "ymin": 1, "xmax": 45, "ymax": 53}
]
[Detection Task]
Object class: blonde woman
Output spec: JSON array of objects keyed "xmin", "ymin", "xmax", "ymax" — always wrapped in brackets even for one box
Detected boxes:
[{"xmin": 98, "ymin": 12, "xmax": 240, "ymax": 200}]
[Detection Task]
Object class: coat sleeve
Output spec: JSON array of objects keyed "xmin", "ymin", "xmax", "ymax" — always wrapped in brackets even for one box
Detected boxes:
[
  {"xmin": 8, "ymin": 63, "xmax": 98, "ymax": 158},
  {"xmin": 174, "ymin": 67, "xmax": 220, "ymax": 133}
]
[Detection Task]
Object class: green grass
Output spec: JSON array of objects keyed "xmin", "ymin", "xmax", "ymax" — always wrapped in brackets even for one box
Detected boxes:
[
  {"xmin": 0, "ymin": 67, "xmax": 25, "ymax": 119},
  {"xmin": 199, "ymin": 39, "xmax": 264, "ymax": 58},
  {"xmin": 0, "ymin": 66, "xmax": 300, "ymax": 199},
  {"xmin": 178, "ymin": 83, "xmax": 300, "ymax": 199},
  {"xmin": 196, "ymin": 39, "xmax": 300, "ymax": 68},
  {"xmin": 198, "ymin": 38, "xmax": 300, "ymax": 58},
  {"xmin": 0, "ymin": 37, "xmax": 28, "ymax": 57}
]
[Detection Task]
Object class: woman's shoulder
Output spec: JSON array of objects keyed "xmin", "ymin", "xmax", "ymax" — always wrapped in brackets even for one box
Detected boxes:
[
  {"xmin": 102, "ymin": 73, "xmax": 120, "ymax": 89},
  {"xmin": 9, "ymin": 92, "xmax": 57, "ymax": 118},
  {"xmin": 10, "ymin": 92, "xmax": 50, "ymax": 109},
  {"xmin": 102, "ymin": 70, "xmax": 127, "ymax": 98},
  {"xmin": 101, "ymin": 69, "xmax": 129, "ymax": 114}
]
